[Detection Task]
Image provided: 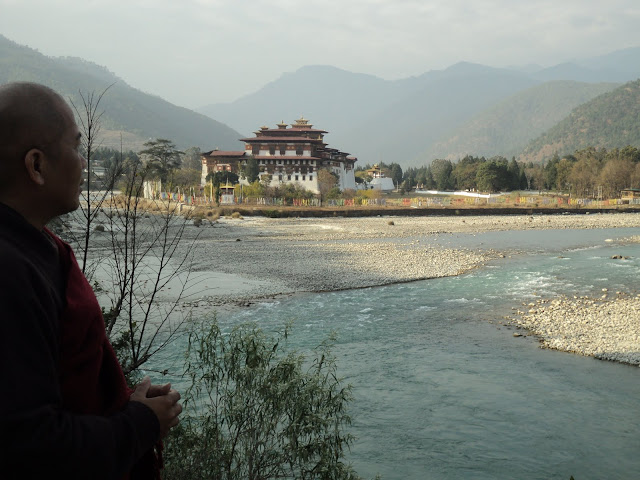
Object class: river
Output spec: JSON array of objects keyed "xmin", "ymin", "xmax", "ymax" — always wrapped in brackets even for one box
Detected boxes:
[{"xmin": 150, "ymin": 227, "xmax": 640, "ymax": 479}]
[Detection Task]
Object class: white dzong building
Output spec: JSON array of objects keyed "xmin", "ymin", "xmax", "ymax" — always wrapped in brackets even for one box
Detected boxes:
[{"xmin": 201, "ymin": 117, "xmax": 357, "ymax": 193}]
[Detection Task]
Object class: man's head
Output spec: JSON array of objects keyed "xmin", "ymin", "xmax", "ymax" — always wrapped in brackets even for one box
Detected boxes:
[{"xmin": 0, "ymin": 82, "xmax": 86, "ymax": 228}]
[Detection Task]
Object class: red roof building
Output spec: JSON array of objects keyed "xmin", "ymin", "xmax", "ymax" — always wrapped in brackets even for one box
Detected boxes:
[{"xmin": 201, "ymin": 117, "xmax": 357, "ymax": 193}]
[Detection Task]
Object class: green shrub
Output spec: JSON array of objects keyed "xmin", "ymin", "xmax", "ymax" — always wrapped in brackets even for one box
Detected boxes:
[
  {"xmin": 163, "ymin": 320, "xmax": 364, "ymax": 480},
  {"xmin": 262, "ymin": 209, "xmax": 283, "ymax": 218}
]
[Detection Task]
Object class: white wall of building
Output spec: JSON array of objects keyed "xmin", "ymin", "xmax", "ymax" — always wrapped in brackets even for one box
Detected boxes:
[
  {"xmin": 335, "ymin": 165, "xmax": 356, "ymax": 191},
  {"xmin": 236, "ymin": 164, "xmax": 356, "ymax": 195},
  {"xmin": 260, "ymin": 172, "xmax": 319, "ymax": 193},
  {"xmin": 369, "ymin": 177, "xmax": 395, "ymax": 191},
  {"xmin": 200, "ymin": 160, "xmax": 208, "ymax": 186}
]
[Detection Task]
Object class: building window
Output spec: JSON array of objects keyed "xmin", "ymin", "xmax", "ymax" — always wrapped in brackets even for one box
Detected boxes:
[
  {"xmin": 309, "ymin": 175, "xmax": 313, "ymax": 181},
  {"xmin": 280, "ymin": 145, "xmax": 286, "ymax": 155},
  {"xmin": 302, "ymin": 175, "xmax": 306, "ymax": 181},
  {"xmin": 295, "ymin": 175, "xmax": 299, "ymax": 181},
  {"xmin": 288, "ymin": 175, "xmax": 291, "ymax": 181},
  {"xmin": 296, "ymin": 147, "xmax": 303, "ymax": 155},
  {"xmin": 278, "ymin": 175, "xmax": 283, "ymax": 181},
  {"xmin": 252, "ymin": 145, "xmax": 259, "ymax": 155},
  {"xmin": 269, "ymin": 145, "xmax": 275, "ymax": 155}
]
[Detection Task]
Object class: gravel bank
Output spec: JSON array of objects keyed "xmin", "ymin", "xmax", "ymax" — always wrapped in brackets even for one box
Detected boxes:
[
  {"xmin": 185, "ymin": 216, "xmax": 498, "ymax": 307},
  {"xmin": 73, "ymin": 209, "xmax": 640, "ymax": 364},
  {"xmin": 508, "ymin": 294, "xmax": 640, "ymax": 366},
  {"xmin": 95, "ymin": 210, "xmax": 640, "ymax": 366},
  {"xmin": 180, "ymin": 212, "xmax": 640, "ymax": 309}
]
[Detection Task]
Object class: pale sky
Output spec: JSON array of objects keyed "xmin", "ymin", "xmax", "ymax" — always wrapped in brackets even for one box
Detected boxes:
[{"xmin": 1, "ymin": 0, "xmax": 639, "ymax": 109}]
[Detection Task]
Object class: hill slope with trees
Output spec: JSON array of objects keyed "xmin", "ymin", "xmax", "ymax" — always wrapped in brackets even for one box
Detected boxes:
[
  {"xmin": 421, "ymin": 81, "xmax": 618, "ymax": 161},
  {"xmin": 0, "ymin": 35, "xmax": 242, "ymax": 152},
  {"xmin": 521, "ymin": 79, "xmax": 640, "ymax": 163},
  {"xmin": 200, "ymin": 63, "xmax": 539, "ymax": 166},
  {"xmin": 4, "ymin": 31, "xmax": 638, "ymax": 166}
]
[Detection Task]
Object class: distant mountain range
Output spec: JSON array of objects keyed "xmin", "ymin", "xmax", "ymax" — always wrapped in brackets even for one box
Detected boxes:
[
  {"xmin": 3, "ymin": 32, "xmax": 639, "ymax": 167},
  {"xmin": 199, "ymin": 48, "xmax": 640, "ymax": 167},
  {"xmin": 0, "ymin": 35, "xmax": 242, "ymax": 152}
]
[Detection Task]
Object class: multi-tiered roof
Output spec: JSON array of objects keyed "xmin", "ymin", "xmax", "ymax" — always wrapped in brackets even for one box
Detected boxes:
[{"xmin": 201, "ymin": 117, "xmax": 357, "ymax": 191}]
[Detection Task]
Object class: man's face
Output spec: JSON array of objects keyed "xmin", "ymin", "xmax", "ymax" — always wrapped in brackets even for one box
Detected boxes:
[{"xmin": 44, "ymin": 102, "xmax": 87, "ymax": 215}]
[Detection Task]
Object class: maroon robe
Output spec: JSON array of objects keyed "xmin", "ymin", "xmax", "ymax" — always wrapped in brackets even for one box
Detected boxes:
[{"xmin": 49, "ymin": 230, "xmax": 161, "ymax": 480}]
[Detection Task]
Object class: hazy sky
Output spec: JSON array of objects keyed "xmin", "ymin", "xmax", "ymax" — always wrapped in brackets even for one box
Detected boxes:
[{"xmin": 1, "ymin": 0, "xmax": 639, "ymax": 109}]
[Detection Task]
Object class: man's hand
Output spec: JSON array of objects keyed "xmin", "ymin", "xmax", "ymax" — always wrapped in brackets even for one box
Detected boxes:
[
  {"xmin": 130, "ymin": 377, "xmax": 182, "ymax": 438},
  {"xmin": 146, "ymin": 382, "xmax": 171, "ymax": 398}
]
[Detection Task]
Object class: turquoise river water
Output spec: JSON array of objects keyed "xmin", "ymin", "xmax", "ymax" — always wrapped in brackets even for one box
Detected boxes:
[{"xmin": 151, "ymin": 226, "xmax": 640, "ymax": 480}]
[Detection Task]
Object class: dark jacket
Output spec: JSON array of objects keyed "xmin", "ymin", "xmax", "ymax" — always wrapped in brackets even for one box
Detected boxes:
[{"xmin": 0, "ymin": 203, "xmax": 159, "ymax": 479}]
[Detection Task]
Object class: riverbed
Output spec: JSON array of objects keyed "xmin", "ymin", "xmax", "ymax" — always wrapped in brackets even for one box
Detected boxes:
[
  {"xmin": 78, "ymin": 210, "xmax": 640, "ymax": 478},
  {"xmin": 154, "ymin": 220, "xmax": 640, "ymax": 479}
]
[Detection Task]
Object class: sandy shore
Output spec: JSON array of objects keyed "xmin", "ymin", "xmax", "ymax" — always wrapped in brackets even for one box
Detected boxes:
[{"xmin": 172, "ymin": 212, "xmax": 640, "ymax": 365}]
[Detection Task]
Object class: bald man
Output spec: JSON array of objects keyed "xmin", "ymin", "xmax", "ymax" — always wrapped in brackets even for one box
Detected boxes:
[{"xmin": 0, "ymin": 82, "xmax": 181, "ymax": 479}]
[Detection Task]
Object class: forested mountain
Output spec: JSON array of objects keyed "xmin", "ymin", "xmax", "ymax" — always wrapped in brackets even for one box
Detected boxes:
[
  {"xmin": 199, "ymin": 48, "xmax": 640, "ymax": 168},
  {"xmin": 0, "ymin": 35, "xmax": 241, "ymax": 151},
  {"xmin": 198, "ymin": 65, "xmax": 404, "ymax": 139},
  {"xmin": 422, "ymin": 81, "xmax": 618, "ymax": 161},
  {"xmin": 3, "ymin": 31, "xmax": 638, "ymax": 166},
  {"xmin": 201, "ymin": 63, "xmax": 539, "ymax": 166},
  {"xmin": 337, "ymin": 63, "xmax": 541, "ymax": 166},
  {"xmin": 521, "ymin": 79, "xmax": 640, "ymax": 163}
]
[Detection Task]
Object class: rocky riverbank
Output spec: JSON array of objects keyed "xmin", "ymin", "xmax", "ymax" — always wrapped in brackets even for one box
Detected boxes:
[
  {"xmin": 175, "ymin": 213, "xmax": 640, "ymax": 366},
  {"xmin": 67, "ymin": 207, "xmax": 640, "ymax": 365},
  {"xmin": 180, "ymin": 212, "xmax": 640, "ymax": 307},
  {"xmin": 508, "ymin": 293, "xmax": 640, "ymax": 366},
  {"xmin": 184, "ymin": 215, "xmax": 501, "ymax": 308}
]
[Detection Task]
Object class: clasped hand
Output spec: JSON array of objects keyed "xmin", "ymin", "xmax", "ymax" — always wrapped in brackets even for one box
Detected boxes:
[{"xmin": 130, "ymin": 376, "xmax": 182, "ymax": 438}]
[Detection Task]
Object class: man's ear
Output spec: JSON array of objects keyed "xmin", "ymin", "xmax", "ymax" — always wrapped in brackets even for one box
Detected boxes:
[{"xmin": 23, "ymin": 148, "xmax": 46, "ymax": 186}]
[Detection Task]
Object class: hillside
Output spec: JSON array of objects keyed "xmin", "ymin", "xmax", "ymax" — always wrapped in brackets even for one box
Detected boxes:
[
  {"xmin": 198, "ymin": 48, "xmax": 640, "ymax": 168},
  {"xmin": 0, "ymin": 35, "xmax": 242, "ymax": 151},
  {"xmin": 334, "ymin": 63, "xmax": 538, "ymax": 167},
  {"xmin": 521, "ymin": 79, "xmax": 640, "ymax": 163},
  {"xmin": 198, "ymin": 65, "xmax": 404, "ymax": 138},
  {"xmin": 533, "ymin": 47, "xmax": 640, "ymax": 83},
  {"xmin": 200, "ymin": 63, "xmax": 539, "ymax": 166},
  {"xmin": 422, "ymin": 80, "xmax": 619, "ymax": 161},
  {"xmin": 9, "ymin": 31, "xmax": 633, "ymax": 167}
]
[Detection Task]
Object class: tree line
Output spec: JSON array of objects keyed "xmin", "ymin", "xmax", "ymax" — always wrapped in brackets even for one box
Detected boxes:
[
  {"xmin": 87, "ymin": 141, "xmax": 203, "ymax": 190},
  {"xmin": 357, "ymin": 145, "xmax": 640, "ymax": 198},
  {"xmin": 92, "ymin": 140, "xmax": 640, "ymax": 201},
  {"xmin": 357, "ymin": 158, "xmax": 528, "ymax": 194}
]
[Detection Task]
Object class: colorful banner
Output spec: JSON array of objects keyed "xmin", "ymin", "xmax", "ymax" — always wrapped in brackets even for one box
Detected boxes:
[{"xmin": 145, "ymin": 191, "xmax": 638, "ymax": 209}]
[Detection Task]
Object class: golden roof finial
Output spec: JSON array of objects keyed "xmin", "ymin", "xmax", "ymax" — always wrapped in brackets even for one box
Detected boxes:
[{"xmin": 293, "ymin": 116, "xmax": 312, "ymax": 128}]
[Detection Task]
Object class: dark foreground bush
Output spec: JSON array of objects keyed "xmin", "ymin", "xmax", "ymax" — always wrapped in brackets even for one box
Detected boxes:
[{"xmin": 163, "ymin": 320, "xmax": 366, "ymax": 480}]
